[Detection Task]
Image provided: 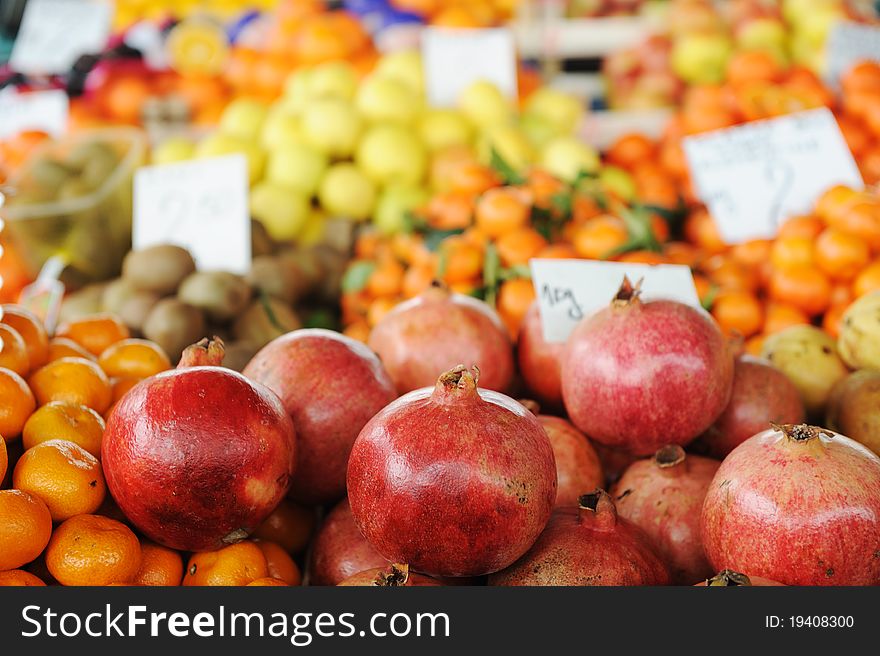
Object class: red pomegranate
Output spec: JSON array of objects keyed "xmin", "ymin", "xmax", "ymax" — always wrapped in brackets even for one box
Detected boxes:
[
  {"xmin": 367, "ymin": 283, "xmax": 514, "ymax": 394},
  {"xmin": 694, "ymin": 570, "xmax": 784, "ymax": 586},
  {"xmin": 488, "ymin": 490, "xmax": 670, "ymax": 586},
  {"xmin": 702, "ymin": 423, "xmax": 880, "ymax": 585},
  {"xmin": 337, "ymin": 563, "xmax": 442, "ymax": 587},
  {"xmin": 700, "ymin": 355, "xmax": 804, "ymax": 458},
  {"xmin": 308, "ymin": 498, "xmax": 387, "ymax": 586},
  {"xmin": 520, "ymin": 402, "xmax": 603, "ymax": 507},
  {"xmin": 243, "ymin": 329, "xmax": 396, "ymax": 504},
  {"xmin": 347, "ymin": 365, "xmax": 556, "ymax": 577},
  {"xmin": 611, "ymin": 445, "xmax": 720, "ymax": 584},
  {"xmin": 102, "ymin": 338, "xmax": 296, "ymax": 552},
  {"xmin": 517, "ymin": 302, "xmax": 564, "ymax": 410},
  {"xmin": 561, "ymin": 277, "xmax": 734, "ymax": 455}
]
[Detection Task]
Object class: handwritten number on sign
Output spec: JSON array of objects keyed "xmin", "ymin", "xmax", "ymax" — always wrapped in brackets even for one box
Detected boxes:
[
  {"xmin": 541, "ymin": 284, "xmax": 584, "ymax": 321},
  {"xmin": 764, "ymin": 159, "xmax": 795, "ymax": 229}
]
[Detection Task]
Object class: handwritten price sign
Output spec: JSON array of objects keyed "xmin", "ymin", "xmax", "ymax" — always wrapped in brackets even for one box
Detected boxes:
[
  {"xmin": 133, "ymin": 155, "xmax": 251, "ymax": 274},
  {"xmin": 0, "ymin": 90, "xmax": 68, "ymax": 139},
  {"xmin": 683, "ymin": 108, "xmax": 863, "ymax": 244},
  {"xmin": 529, "ymin": 259, "xmax": 700, "ymax": 344}
]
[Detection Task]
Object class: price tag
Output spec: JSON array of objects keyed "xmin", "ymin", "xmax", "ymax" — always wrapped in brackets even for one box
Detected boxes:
[
  {"xmin": 421, "ymin": 27, "xmax": 517, "ymax": 107},
  {"xmin": 683, "ymin": 108, "xmax": 863, "ymax": 244},
  {"xmin": 529, "ymin": 259, "xmax": 701, "ymax": 344},
  {"xmin": 826, "ymin": 21, "xmax": 880, "ymax": 87},
  {"xmin": 0, "ymin": 89, "xmax": 69, "ymax": 139},
  {"xmin": 133, "ymin": 155, "xmax": 251, "ymax": 274},
  {"xmin": 10, "ymin": 0, "xmax": 113, "ymax": 75}
]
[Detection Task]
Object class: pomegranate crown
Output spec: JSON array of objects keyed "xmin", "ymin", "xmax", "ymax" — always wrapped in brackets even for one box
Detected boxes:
[
  {"xmin": 178, "ymin": 336, "xmax": 225, "ymax": 368},
  {"xmin": 373, "ymin": 563, "xmax": 410, "ymax": 587},
  {"xmin": 705, "ymin": 570, "xmax": 752, "ymax": 587},
  {"xmin": 770, "ymin": 422, "xmax": 835, "ymax": 443},
  {"xmin": 654, "ymin": 444, "xmax": 686, "ymax": 468},
  {"xmin": 612, "ymin": 276, "xmax": 643, "ymax": 307}
]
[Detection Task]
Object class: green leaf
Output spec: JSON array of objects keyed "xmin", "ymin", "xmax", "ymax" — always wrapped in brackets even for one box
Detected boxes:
[
  {"xmin": 341, "ymin": 261, "xmax": 376, "ymax": 293},
  {"xmin": 500, "ymin": 264, "xmax": 532, "ymax": 281},
  {"xmin": 701, "ymin": 284, "xmax": 720, "ymax": 312},
  {"xmin": 303, "ymin": 308, "xmax": 339, "ymax": 331},
  {"xmin": 489, "ymin": 148, "xmax": 525, "ymax": 186},
  {"xmin": 424, "ymin": 228, "xmax": 465, "ymax": 252},
  {"xmin": 483, "ymin": 243, "xmax": 501, "ymax": 307},
  {"xmin": 258, "ymin": 291, "xmax": 286, "ymax": 334}
]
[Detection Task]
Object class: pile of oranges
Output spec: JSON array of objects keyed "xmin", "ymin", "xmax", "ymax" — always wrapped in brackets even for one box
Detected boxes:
[{"xmin": 0, "ymin": 304, "xmax": 314, "ymax": 586}]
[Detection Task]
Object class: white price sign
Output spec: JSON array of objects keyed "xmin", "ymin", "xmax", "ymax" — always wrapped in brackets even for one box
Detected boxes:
[
  {"xmin": 826, "ymin": 21, "xmax": 880, "ymax": 87},
  {"xmin": 133, "ymin": 155, "xmax": 251, "ymax": 274},
  {"xmin": 421, "ymin": 27, "xmax": 517, "ymax": 107},
  {"xmin": 0, "ymin": 89, "xmax": 68, "ymax": 138},
  {"xmin": 683, "ymin": 108, "xmax": 863, "ymax": 244},
  {"xmin": 10, "ymin": 0, "xmax": 112, "ymax": 75},
  {"xmin": 529, "ymin": 259, "xmax": 701, "ymax": 344}
]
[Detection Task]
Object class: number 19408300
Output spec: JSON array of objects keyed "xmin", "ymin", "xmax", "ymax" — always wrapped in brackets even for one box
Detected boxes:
[{"xmin": 765, "ymin": 616, "xmax": 854, "ymax": 628}]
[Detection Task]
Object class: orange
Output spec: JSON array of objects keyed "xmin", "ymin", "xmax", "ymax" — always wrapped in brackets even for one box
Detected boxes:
[
  {"xmin": 730, "ymin": 239, "xmax": 772, "ymax": 270},
  {"xmin": 777, "ymin": 214, "xmax": 824, "ymax": 240},
  {"xmin": 537, "ymin": 243, "xmax": 578, "ymax": 259},
  {"xmin": 100, "ymin": 76, "xmax": 152, "ymax": 123},
  {"xmin": 247, "ymin": 577, "xmax": 288, "ymax": 586},
  {"xmin": 837, "ymin": 115, "xmax": 872, "ymax": 158},
  {"xmin": 726, "ymin": 50, "xmax": 783, "ymax": 89},
  {"xmin": 0, "ymin": 437, "xmax": 6, "ymax": 482},
  {"xmin": 497, "ymin": 278, "xmax": 537, "ymax": 339},
  {"xmin": 770, "ymin": 237, "xmax": 814, "ymax": 270},
  {"xmin": 448, "ymin": 162, "xmax": 500, "ymax": 196},
  {"xmin": 440, "ymin": 238, "xmax": 483, "ymax": 284},
  {"xmin": 48, "ymin": 337, "xmax": 95, "ymax": 362},
  {"xmin": 704, "ymin": 256, "xmax": 758, "ymax": 293},
  {"xmin": 0, "ymin": 569, "xmax": 45, "ymax": 586},
  {"xmin": 1, "ymin": 305, "xmax": 49, "ymax": 369},
  {"xmin": 841, "ymin": 60, "xmax": 880, "ymax": 96},
  {"xmin": 367, "ymin": 297, "xmax": 400, "ymax": 328},
  {"xmin": 496, "ymin": 228, "xmax": 548, "ymax": 267},
  {"xmin": 426, "ymin": 191, "xmax": 474, "ymax": 230},
  {"xmin": 183, "ymin": 541, "xmax": 268, "ymax": 586},
  {"xmin": 111, "ymin": 377, "xmax": 142, "ymax": 404},
  {"xmin": 366, "ymin": 260, "xmax": 405, "ymax": 298},
  {"xmin": 0, "ymin": 367, "xmax": 36, "ymax": 440},
  {"xmin": 255, "ymin": 540, "xmax": 302, "ymax": 586},
  {"xmin": 253, "ymin": 499, "xmax": 315, "ymax": 553},
  {"xmin": 97, "ymin": 338, "xmax": 171, "ymax": 379},
  {"xmin": 46, "ymin": 514, "xmax": 141, "ymax": 586},
  {"xmin": 28, "ymin": 357, "xmax": 113, "ymax": 413},
  {"xmin": 342, "ymin": 321, "xmax": 370, "ymax": 344},
  {"xmin": 133, "ymin": 542, "xmax": 184, "ymax": 586},
  {"xmin": 664, "ymin": 242, "xmax": 701, "ymax": 267},
  {"xmin": 605, "ymin": 133, "xmax": 656, "ymax": 170},
  {"xmin": 768, "ymin": 266, "xmax": 831, "ymax": 316},
  {"xmin": 814, "ymin": 185, "xmax": 861, "ymax": 224},
  {"xmin": 829, "ymin": 200, "xmax": 880, "ymax": 252},
  {"xmin": 475, "ymin": 187, "xmax": 530, "ymax": 238},
  {"xmin": 55, "ymin": 314, "xmax": 130, "ymax": 357},
  {"xmin": 402, "ymin": 264, "xmax": 435, "ymax": 299},
  {"xmin": 683, "ymin": 209, "xmax": 727, "ymax": 255},
  {"xmin": 710, "ymin": 291, "xmax": 763, "ymax": 338},
  {"xmin": 0, "ymin": 323, "xmax": 30, "ymax": 375},
  {"xmin": 763, "ymin": 302, "xmax": 810, "ymax": 335},
  {"xmin": 22, "ymin": 401, "xmax": 105, "ymax": 458},
  {"xmin": 822, "ymin": 303, "xmax": 848, "ymax": 339},
  {"xmin": 853, "ymin": 260, "xmax": 880, "ymax": 298},
  {"xmin": 616, "ymin": 250, "xmax": 669, "ymax": 265},
  {"xmin": 815, "ymin": 228, "xmax": 870, "ymax": 281},
  {"xmin": 14, "ymin": 439, "xmax": 106, "ymax": 521},
  {"xmin": 572, "ymin": 216, "xmax": 628, "ymax": 260},
  {"xmin": 0, "ymin": 489, "xmax": 52, "ymax": 570}
]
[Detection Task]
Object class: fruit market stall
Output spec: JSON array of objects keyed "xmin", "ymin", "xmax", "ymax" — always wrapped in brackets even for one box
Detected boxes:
[{"xmin": 1, "ymin": 0, "xmax": 880, "ymax": 592}]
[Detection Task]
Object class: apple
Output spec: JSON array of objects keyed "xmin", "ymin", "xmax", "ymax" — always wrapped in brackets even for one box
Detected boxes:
[
  {"xmin": 479, "ymin": 124, "xmax": 535, "ymax": 173},
  {"xmin": 539, "ymin": 136, "xmax": 600, "ymax": 182},
  {"xmin": 355, "ymin": 123, "xmax": 427, "ymax": 186},
  {"xmin": 218, "ymin": 98, "xmax": 269, "ymax": 141},
  {"xmin": 298, "ymin": 208, "xmax": 327, "ymax": 245},
  {"xmin": 265, "ymin": 143, "xmax": 328, "ymax": 196},
  {"xmin": 599, "ymin": 165, "xmax": 637, "ymax": 202},
  {"xmin": 195, "ymin": 133, "xmax": 265, "ymax": 184},
  {"xmin": 318, "ymin": 163, "xmax": 376, "ymax": 221},
  {"xmin": 373, "ymin": 185, "xmax": 430, "ymax": 234},
  {"xmin": 260, "ymin": 108, "xmax": 304, "ymax": 152},
  {"xmin": 307, "ymin": 60, "xmax": 358, "ymax": 101},
  {"xmin": 373, "ymin": 50, "xmax": 424, "ymax": 95},
  {"xmin": 523, "ymin": 87, "xmax": 584, "ymax": 135},
  {"xmin": 250, "ymin": 182, "xmax": 311, "ymax": 241},
  {"xmin": 282, "ymin": 70, "xmax": 312, "ymax": 110},
  {"xmin": 300, "ymin": 98, "xmax": 363, "ymax": 158},
  {"xmin": 519, "ymin": 113, "xmax": 560, "ymax": 149},
  {"xmin": 151, "ymin": 136, "xmax": 195, "ymax": 165},
  {"xmin": 458, "ymin": 80, "xmax": 514, "ymax": 128},
  {"xmin": 671, "ymin": 33, "xmax": 733, "ymax": 84},
  {"xmin": 418, "ymin": 109, "xmax": 473, "ymax": 152},
  {"xmin": 355, "ymin": 74, "xmax": 422, "ymax": 125}
]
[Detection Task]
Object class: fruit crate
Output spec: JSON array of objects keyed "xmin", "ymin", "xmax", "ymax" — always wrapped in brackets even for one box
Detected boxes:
[{"xmin": 1, "ymin": 126, "xmax": 147, "ymax": 283}]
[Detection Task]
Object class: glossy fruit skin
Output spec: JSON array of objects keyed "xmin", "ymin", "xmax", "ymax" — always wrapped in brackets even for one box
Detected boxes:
[
  {"xmin": 337, "ymin": 563, "xmax": 442, "ymax": 587},
  {"xmin": 539, "ymin": 415, "xmax": 603, "ymax": 507},
  {"xmin": 701, "ymin": 355, "xmax": 805, "ymax": 458},
  {"xmin": 103, "ymin": 343, "xmax": 297, "ymax": 552},
  {"xmin": 243, "ymin": 329, "xmax": 396, "ymax": 504},
  {"xmin": 562, "ymin": 292, "xmax": 734, "ymax": 455},
  {"xmin": 827, "ymin": 371, "xmax": 880, "ymax": 456},
  {"xmin": 488, "ymin": 491, "xmax": 669, "ymax": 586},
  {"xmin": 701, "ymin": 425, "xmax": 880, "ymax": 586},
  {"xmin": 611, "ymin": 445, "xmax": 720, "ymax": 584},
  {"xmin": 308, "ymin": 498, "xmax": 387, "ymax": 586},
  {"xmin": 368, "ymin": 285, "xmax": 515, "ymax": 395},
  {"xmin": 347, "ymin": 367, "xmax": 556, "ymax": 577},
  {"xmin": 517, "ymin": 302, "xmax": 564, "ymax": 410}
]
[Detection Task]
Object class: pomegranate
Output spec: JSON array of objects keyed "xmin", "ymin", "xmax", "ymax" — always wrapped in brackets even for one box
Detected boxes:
[
  {"xmin": 243, "ymin": 329, "xmax": 396, "ymax": 504},
  {"xmin": 561, "ymin": 277, "xmax": 734, "ymax": 455},
  {"xmin": 700, "ymin": 355, "xmax": 804, "ymax": 458},
  {"xmin": 488, "ymin": 490, "xmax": 669, "ymax": 586},
  {"xmin": 368, "ymin": 283, "xmax": 514, "ymax": 394},
  {"xmin": 702, "ymin": 423, "xmax": 880, "ymax": 585},
  {"xmin": 337, "ymin": 563, "xmax": 442, "ymax": 587},
  {"xmin": 308, "ymin": 498, "xmax": 387, "ymax": 586},
  {"xmin": 520, "ymin": 401, "xmax": 603, "ymax": 507},
  {"xmin": 593, "ymin": 442, "xmax": 640, "ymax": 486},
  {"xmin": 517, "ymin": 302, "xmax": 564, "ymax": 410},
  {"xmin": 102, "ymin": 338, "xmax": 296, "ymax": 552},
  {"xmin": 611, "ymin": 445, "xmax": 720, "ymax": 584},
  {"xmin": 694, "ymin": 570, "xmax": 784, "ymax": 586},
  {"xmin": 347, "ymin": 365, "xmax": 556, "ymax": 577}
]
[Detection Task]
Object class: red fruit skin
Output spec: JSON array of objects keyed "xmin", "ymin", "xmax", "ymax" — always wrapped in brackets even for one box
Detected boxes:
[
  {"xmin": 488, "ymin": 492, "xmax": 670, "ymax": 586},
  {"xmin": 368, "ymin": 286, "xmax": 515, "ymax": 395},
  {"xmin": 347, "ymin": 368, "xmax": 557, "ymax": 577},
  {"xmin": 562, "ymin": 297, "xmax": 734, "ymax": 455},
  {"xmin": 517, "ymin": 302, "xmax": 564, "ymax": 410},
  {"xmin": 243, "ymin": 329, "xmax": 396, "ymax": 504},
  {"xmin": 701, "ymin": 355, "xmax": 805, "ymax": 458},
  {"xmin": 611, "ymin": 446, "xmax": 720, "ymax": 584},
  {"xmin": 701, "ymin": 426, "xmax": 880, "ymax": 586},
  {"xmin": 102, "ymin": 367, "xmax": 297, "ymax": 552},
  {"xmin": 337, "ymin": 564, "xmax": 443, "ymax": 587},
  {"xmin": 539, "ymin": 415, "xmax": 604, "ymax": 507},
  {"xmin": 308, "ymin": 499, "xmax": 387, "ymax": 586}
]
